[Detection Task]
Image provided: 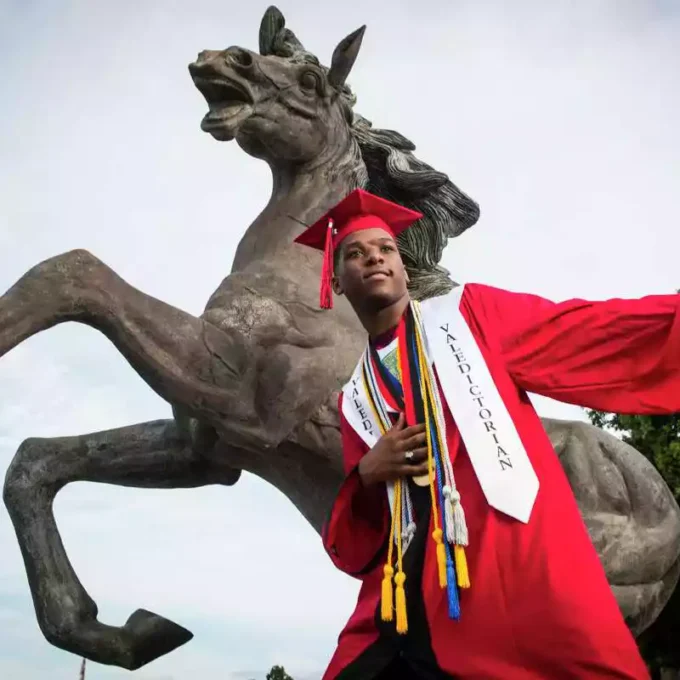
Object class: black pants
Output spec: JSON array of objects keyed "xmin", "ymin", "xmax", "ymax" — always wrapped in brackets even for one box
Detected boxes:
[{"xmin": 374, "ymin": 659, "xmax": 423, "ymax": 679}]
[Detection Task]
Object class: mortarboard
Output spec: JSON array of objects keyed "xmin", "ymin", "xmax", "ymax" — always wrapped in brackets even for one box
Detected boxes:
[{"xmin": 294, "ymin": 188, "xmax": 423, "ymax": 309}]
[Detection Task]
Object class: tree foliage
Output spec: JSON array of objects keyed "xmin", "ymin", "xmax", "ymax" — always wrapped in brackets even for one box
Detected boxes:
[
  {"xmin": 588, "ymin": 411, "xmax": 680, "ymax": 497},
  {"xmin": 587, "ymin": 409, "xmax": 680, "ymax": 676},
  {"xmin": 266, "ymin": 665, "xmax": 294, "ymax": 680}
]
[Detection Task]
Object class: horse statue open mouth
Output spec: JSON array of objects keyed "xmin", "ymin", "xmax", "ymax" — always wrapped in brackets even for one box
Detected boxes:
[
  {"xmin": 191, "ymin": 57, "xmax": 254, "ymax": 140},
  {"xmin": 1, "ymin": 4, "xmax": 678, "ymax": 671}
]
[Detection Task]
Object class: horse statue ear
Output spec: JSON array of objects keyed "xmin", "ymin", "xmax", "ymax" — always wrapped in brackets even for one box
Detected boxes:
[
  {"xmin": 327, "ymin": 25, "xmax": 366, "ymax": 90},
  {"xmin": 259, "ymin": 5, "xmax": 309, "ymax": 58},
  {"xmin": 259, "ymin": 6, "xmax": 285, "ymax": 55}
]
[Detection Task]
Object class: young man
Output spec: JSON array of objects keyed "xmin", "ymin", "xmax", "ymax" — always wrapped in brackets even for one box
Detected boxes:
[{"xmin": 294, "ymin": 188, "xmax": 676, "ymax": 679}]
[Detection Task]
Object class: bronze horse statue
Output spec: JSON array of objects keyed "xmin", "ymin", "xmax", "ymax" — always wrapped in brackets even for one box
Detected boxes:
[{"xmin": 2, "ymin": 5, "xmax": 679, "ymax": 671}]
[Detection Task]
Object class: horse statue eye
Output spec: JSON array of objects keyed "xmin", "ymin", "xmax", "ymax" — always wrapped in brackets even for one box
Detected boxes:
[{"xmin": 300, "ymin": 71, "xmax": 318, "ymax": 90}]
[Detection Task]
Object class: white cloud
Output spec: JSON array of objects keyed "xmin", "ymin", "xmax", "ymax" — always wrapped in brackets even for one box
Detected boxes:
[{"xmin": 1, "ymin": 0, "xmax": 679, "ymax": 678}]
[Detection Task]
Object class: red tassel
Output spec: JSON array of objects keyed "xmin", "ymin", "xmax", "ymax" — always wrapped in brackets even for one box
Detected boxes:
[{"xmin": 320, "ymin": 219, "xmax": 334, "ymax": 309}]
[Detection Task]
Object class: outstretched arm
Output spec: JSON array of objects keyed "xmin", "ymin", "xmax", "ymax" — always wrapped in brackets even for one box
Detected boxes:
[{"xmin": 465, "ymin": 283, "xmax": 680, "ymax": 413}]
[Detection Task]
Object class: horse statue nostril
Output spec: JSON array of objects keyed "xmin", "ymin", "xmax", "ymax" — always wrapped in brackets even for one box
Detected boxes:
[{"xmin": 196, "ymin": 49, "xmax": 216, "ymax": 63}]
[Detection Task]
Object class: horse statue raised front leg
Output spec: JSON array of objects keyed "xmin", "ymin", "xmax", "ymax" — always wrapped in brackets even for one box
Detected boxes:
[{"xmin": 2, "ymin": 5, "xmax": 679, "ymax": 670}]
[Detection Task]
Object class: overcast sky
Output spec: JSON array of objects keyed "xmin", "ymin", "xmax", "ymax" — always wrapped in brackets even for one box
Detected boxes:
[{"xmin": 1, "ymin": 0, "xmax": 679, "ymax": 678}]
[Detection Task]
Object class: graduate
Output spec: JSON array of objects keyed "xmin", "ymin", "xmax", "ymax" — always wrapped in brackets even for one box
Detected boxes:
[{"xmin": 294, "ymin": 188, "xmax": 674, "ymax": 679}]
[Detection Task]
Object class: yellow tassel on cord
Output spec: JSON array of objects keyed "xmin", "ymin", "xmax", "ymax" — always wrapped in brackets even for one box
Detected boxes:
[
  {"xmin": 381, "ymin": 480, "xmax": 403, "ymax": 625},
  {"xmin": 395, "ymin": 571, "xmax": 408, "ymax": 634},
  {"xmin": 433, "ymin": 528, "xmax": 447, "ymax": 588},
  {"xmin": 454, "ymin": 544, "xmax": 471, "ymax": 589},
  {"xmin": 381, "ymin": 564, "xmax": 395, "ymax": 621},
  {"xmin": 380, "ymin": 476, "xmax": 401, "ymax": 621}
]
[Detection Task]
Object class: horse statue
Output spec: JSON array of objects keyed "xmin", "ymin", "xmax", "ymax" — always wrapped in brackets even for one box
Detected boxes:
[{"xmin": 2, "ymin": 5, "xmax": 679, "ymax": 671}]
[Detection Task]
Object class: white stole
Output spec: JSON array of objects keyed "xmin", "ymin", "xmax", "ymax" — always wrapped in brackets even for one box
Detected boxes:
[{"xmin": 341, "ymin": 285, "xmax": 539, "ymax": 524}]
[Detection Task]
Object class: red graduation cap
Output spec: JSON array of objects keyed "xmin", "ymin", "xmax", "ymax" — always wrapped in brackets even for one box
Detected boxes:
[{"xmin": 294, "ymin": 188, "xmax": 423, "ymax": 309}]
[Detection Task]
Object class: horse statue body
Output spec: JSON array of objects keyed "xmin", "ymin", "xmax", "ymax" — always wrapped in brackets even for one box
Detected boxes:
[{"xmin": 1, "ymin": 6, "xmax": 679, "ymax": 670}]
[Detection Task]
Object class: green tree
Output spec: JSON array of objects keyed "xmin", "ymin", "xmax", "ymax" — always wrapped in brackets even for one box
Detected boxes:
[
  {"xmin": 266, "ymin": 665, "xmax": 294, "ymax": 680},
  {"xmin": 587, "ymin": 409, "xmax": 680, "ymax": 677}
]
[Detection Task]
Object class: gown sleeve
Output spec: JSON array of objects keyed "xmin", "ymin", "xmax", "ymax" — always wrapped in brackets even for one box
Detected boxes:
[
  {"xmin": 465, "ymin": 283, "xmax": 680, "ymax": 414},
  {"xmin": 322, "ymin": 393, "xmax": 389, "ymax": 577}
]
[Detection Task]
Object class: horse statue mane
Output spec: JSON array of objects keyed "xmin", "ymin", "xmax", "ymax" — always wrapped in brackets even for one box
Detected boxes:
[
  {"xmin": 259, "ymin": 6, "xmax": 481, "ymax": 301},
  {"xmin": 1, "ymin": 4, "xmax": 678, "ymax": 672}
]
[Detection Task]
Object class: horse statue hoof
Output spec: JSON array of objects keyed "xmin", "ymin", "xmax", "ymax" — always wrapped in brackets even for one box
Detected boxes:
[{"xmin": 120, "ymin": 609, "xmax": 194, "ymax": 670}]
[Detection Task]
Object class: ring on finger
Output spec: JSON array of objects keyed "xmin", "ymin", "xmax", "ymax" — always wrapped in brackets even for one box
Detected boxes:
[{"xmin": 404, "ymin": 450, "xmax": 415, "ymax": 462}]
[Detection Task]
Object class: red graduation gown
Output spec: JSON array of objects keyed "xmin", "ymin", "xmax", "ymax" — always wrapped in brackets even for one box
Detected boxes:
[{"xmin": 322, "ymin": 283, "xmax": 680, "ymax": 680}]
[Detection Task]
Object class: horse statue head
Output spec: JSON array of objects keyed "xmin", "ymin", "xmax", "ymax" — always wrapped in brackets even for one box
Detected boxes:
[
  {"xmin": 191, "ymin": 7, "xmax": 363, "ymax": 166},
  {"xmin": 189, "ymin": 5, "xmax": 480, "ymax": 300}
]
